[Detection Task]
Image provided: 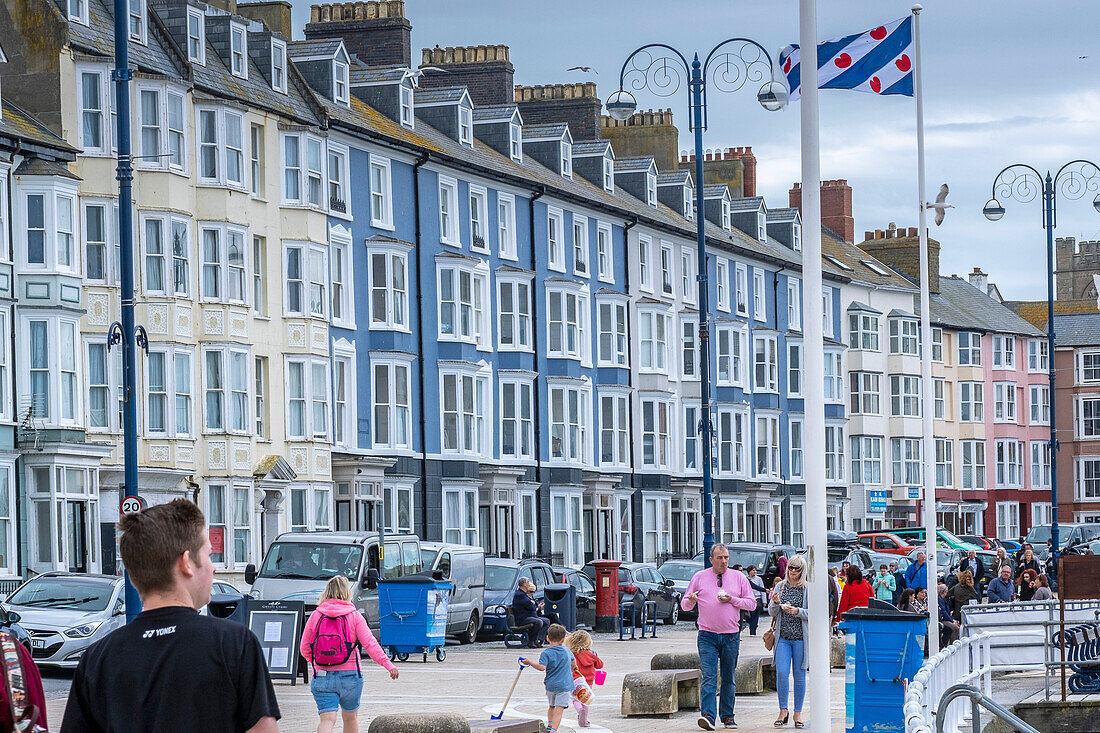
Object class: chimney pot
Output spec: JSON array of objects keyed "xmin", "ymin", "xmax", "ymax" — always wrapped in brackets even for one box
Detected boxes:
[{"xmin": 865, "ymin": 231, "xmax": 874, "ymax": 241}]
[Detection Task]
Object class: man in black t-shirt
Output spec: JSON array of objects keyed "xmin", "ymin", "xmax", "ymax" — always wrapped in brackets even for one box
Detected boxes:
[{"xmin": 61, "ymin": 500, "xmax": 280, "ymax": 733}]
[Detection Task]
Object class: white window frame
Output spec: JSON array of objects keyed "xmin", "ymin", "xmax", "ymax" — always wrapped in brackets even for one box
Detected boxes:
[
  {"xmin": 638, "ymin": 235, "xmax": 652, "ymax": 291},
  {"xmin": 371, "ymin": 356, "xmax": 412, "ymax": 451},
  {"xmin": 684, "ymin": 401, "xmax": 701, "ymax": 471},
  {"xmin": 546, "ymin": 284, "xmax": 590, "ymax": 364},
  {"xmin": 716, "ymin": 324, "xmax": 747, "ymax": 388},
  {"xmin": 205, "ymin": 480, "xmax": 256, "ymax": 569},
  {"xmin": 561, "ymin": 141, "xmax": 573, "ymax": 179},
  {"xmin": 550, "ymin": 490, "xmax": 584, "ymax": 567},
  {"xmin": 935, "ymin": 438, "xmax": 954, "ymax": 489},
  {"xmin": 596, "ymin": 222, "xmax": 614, "ymax": 283},
  {"xmin": 1075, "ymin": 458, "xmax": 1100, "ymax": 501},
  {"xmin": 468, "ymin": 185, "xmax": 488, "ymax": 252},
  {"xmin": 825, "ymin": 423, "xmax": 845, "ymax": 484},
  {"xmin": 573, "ymin": 215, "xmax": 589, "ymax": 277},
  {"xmin": 752, "ymin": 267, "xmax": 766, "ymax": 321},
  {"xmin": 438, "ymin": 260, "xmax": 490, "ymax": 348},
  {"xmin": 84, "ymin": 338, "xmax": 122, "ymax": 433},
  {"xmin": 787, "ymin": 277, "xmax": 801, "ymax": 331},
  {"xmin": 822, "ymin": 285, "xmax": 834, "ymax": 337},
  {"xmin": 545, "ymin": 207, "xmax": 567, "ymax": 272},
  {"xmin": 681, "ymin": 317, "xmax": 698, "ymax": 380},
  {"xmin": 1080, "ymin": 352, "xmax": 1100, "ymax": 384},
  {"xmin": 439, "ymin": 366, "xmax": 492, "ymax": 458},
  {"xmin": 1029, "ymin": 339, "xmax": 1049, "ymax": 373},
  {"xmin": 1030, "ymin": 384, "xmax": 1050, "ymax": 425},
  {"xmin": 1031, "ymin": 440, "xmax": 1051, "ymax": 490},
  {"xmin": 734, "ymin": 263, "xmax": 748, "ymax": 316},
  {"xmin": 509, "ymin": 122, "xmax": 522, "ymax": 162},
  {"xmin": 932, "ymin": 327, "xmax": 944, "ymax": 362},
  {"xmin": 141, "ymin": 212, "xmax": 190, "ymax": 297},
  {"xmin": 850, "ymin": 435, "xmax": 883, "ymax": 485},
  {"xmin": 284, "ymin": 356, "xmax": 330, "ymax": 441},
  {"xmin": 890, "ymin": 317, "xmax": 919, "ymax": 355},
  {"xmin": 659, "ymin": 242, "xmax": 674, "ymax": 295},
  {"xmin": 69, "ymin": 0, "xmax": 89, "ymax": 24},
  {"xmin": 934, "ymin": 377, "xmax": 947, "ymax": 420},
  {"xmin": 995, "ymin": 502, "xmax": 1020, "ymax": 541},
  {"xmin": 959, "ymin": 332, "xmax": 982, "ymax": 365},
  {"xmin": 78, "ymin": 66, "xmax": 109, "ymax": 155},
  {"xmin": 548, "ymin": 382, "xmax": 591, "ymax": 466},
  {"xmin": 599, "ymin": 391, "xmax": 630, "ymax": 469},
  {"xmin": 327, "ymin": 144, "xmax": 349, "ymax": 217},
  {"xmin": 497, "ymin": 275, "xmax": 533, "ymax": 352},
  {"xmin": 369, "ymin": 156, "xmax": 394, "ymax": 229},
  {"xmin": 202, "ymin": 345, "xmax": 252, "ymax": 435},
  {"xmin": 500, "ymin": 377, "xmax": 535, "ymax": 461},
  {"xmin": 597, "ymin": 298, "xmax": 628, "ymax": 367},
  {"xmin": 1076, "ymin": 395, "xmax": 1100, "ymax": 439},
  {"xmin": 890, "ymin": 374, "xmax": 922, "ymax": 417},
  {"xmin": 638, "ymin": 308, "xmax": 671, "ymax": 374},
  {"xmin": 330, "ymin": 228, "xmax": 355, "ymax": 329},
  {"xmin": 717, "ymin": 406, "xmax": 749, "ymax": 477},
  {"xmin": 994, "ymin": 439, "xmax": 1024, "ymax": 488},
  {"xmin": 287, "ymin": 482, "xmax": 333, "ymax": 534},
  {"xmin": 961, "ymin": 440, "xmax": 986, "ymax": 490},
  {"xmin": 789, "ymin": 417, "xmax": 804, "ymax": 479},
  {"xmin": 229, "ymin": 23, "xmax": 248, "ymax": 79},
  {"xmin": 280, "ymin": 132, "xmax": 326, "ymax": 208},
  {"xmin": 282, "ymin": 241, "xmax": 327, "ymax": 318},
  {"xmin": 753, "ymin": 334, "xmax": 779, "ymax": 393},
  {"xmin": 333, "ymin": 58, "xmax": 350, "ymax": 105},
  {"xmin": 787, "ymin": 340, "xmax": 802, "ymax": 397},
  {"xmin": 602, "ymin": 156, "xmax": 614, "ymax": 193},
  {"xmin": 848, "ymin": 312, "xmax": 880, "ymax": 351},
  {"xmin": 198, "ymin": 107, "xmax": 246, "ymax": 189},
  {"xmin": 199, "ymin": 223, "xmax": 250, "ymax": 306},
  {"xmin": 128, "ymin": 0, "xmax": 146, "ymax": 44},
  {"xmin": 891, "ymin": 437, "xmax": 922, "ymax": 487},
  {"xmin": 367, "ymin": 244, "xmax": 409, "ymax": 332},
  {"xmin": 824, "ymin": 350, "xmax": 843, "ymax": 403},
  {"xmin": 993, "ymin": 335, "xmax": 1016, "ymax": 369},
  {"xmin": 442, "ymin": 482, "xmax": 479, "ymax": 546},
  {"xmin": 400, "ymin": 85, "xmax": 415, "ymax": 129},
  {"xmin": 754, "ymin": 412, "xmax": 781, "ymax": 479},
  {"xmin": 640, "ymin": 397, "xmax": 671, "ymax": 469},
  {"xmin": 270, "ymin": 38, "xmax": 287, "ymax": 93},
  {"xmin": 993, "ymin": 381, "xmax": 1017, "ymax": 423},
  {"xmin": 145, "ymin": 345, "xmax": 194, "ymax": 438},
  {"xmin": 716, "ymin": 258, "xmax": 729, "ymax": 312},
  {"xmin": 497, "ymin": 193, "xmax": 517, "ymax": 260},
  {"xmin": 458, "ymin": 105, "xmax": 473, "ymax": 146},
  {"xmin": 849, "ymin": 371, "xmax": 881, "ymax": 415},
  {"xmin": 681, "ymin": 247, "xmax": 696, "ymax": 304},
  {"xmin": 960, "ymin": 381, "xmax": 984, "ymax": 422}
]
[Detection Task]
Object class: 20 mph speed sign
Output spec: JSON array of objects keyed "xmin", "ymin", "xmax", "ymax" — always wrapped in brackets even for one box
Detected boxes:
[{"xmin": 120, "ymin": 496, "xmax": 146, "ymax": 515}]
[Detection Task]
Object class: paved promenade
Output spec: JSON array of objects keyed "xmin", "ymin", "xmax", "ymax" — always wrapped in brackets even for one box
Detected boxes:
[{"xmin": 43, "ymin": 625, "xmax": 849, "ymax": 731}]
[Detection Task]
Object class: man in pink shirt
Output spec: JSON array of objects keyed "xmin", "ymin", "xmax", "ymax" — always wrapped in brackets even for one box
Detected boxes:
[{"xmin": 681, "ymin": 544, "xmax": 756, "ymax": 730}]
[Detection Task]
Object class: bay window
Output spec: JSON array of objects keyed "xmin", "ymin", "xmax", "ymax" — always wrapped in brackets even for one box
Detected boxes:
[
  {"xmin": 993, "ymin": 381, "xmax": 1017, "ymax": 423},
  {"xmin": 958, "ymin": 332, "xmax": 981, "ymax": 365},
  {"xmin": 755, "ymin": 413, "xmax": 780, "ymax": 478},
  {"xmin": 443, "ymin": 483, "xmax": 479, "ymax": 546},
  {"xmin": 200, "ymin": 224, "xmax": 249, "ymax": 304},
  {"xmin": 995, "ymin": 439, "xmax": 1024, "ymax": 487},
  {"xmin": 960, "ymin": 381, "xmax": 984, "ymax": 422},
  {"xmin": 890, "ymin": 375, "xmax": 921, "ymax": 417},
  {"xmin": 368, "ymin": 246, "xmax": 408, "ymax": 330},
  {"xmin": 597, "ymin": 299, "xmax": 627, "ymax": 366},
  {"xmin": 21, "ymin": 186, "xmax": 80, "ymax": 273},
  {"xmin": 203, "ymin": 346, "xmax": 250, "ymax": 434},
  {"xmin": 889, "ymin": 318, "xmax": 919, "ymax": 355},
  {"xmin": 891, "ymin": 438, "xmax": 922, "ymax": 486},
  {"xmin": 992, "ymin": 335, "xmax": 1015, "ymax": 368},
  {"xmin": 717, "ymin": 408, "xmax": 748, "ymax": 476},
  {"xmin": 549, "ymin": 383, "xmax": 590, "ymax": 464},
  {"xmin": 600, "ymin": 393, "xmax": 629, "ymax": 468},
  {"xmin": 498, "ymin": 277, "xmax": 532, "ymax": 350},
  {"xmin": 850, "ymin": 436, "xmax": 882, "ymax": 485},
  {"xmin": 439, "ymin": 261, "xmax": 489, "ymax": 347},
  {"xmin": 372, "ymin": 358, "xmax": 411, "ymax": 450},
  {"xmin": 754, "ymin": 334, "xmax": 778, "ymax": 393},
  {"xmin": 849, "ymin": 311, "xmax": 880, "ymax": 351},
  {"xmin": 1029, "ymin": 385, "xmax": 1050, "ymax": 425},
  {"xmin": 1028, "ymin": 339, "xmax": 1049, "ymax": 372},
  {"xmin": 440, "ymin": 368, "xmax": 490, "ymax": 457},
  {"xmin": 197, "ymin": 108, "xmax": 244, "ymax": 187},
  {"xmin": 501, "ymin": 379, "xmax": 534, "ymax": 460},
  {"xmin": 86, "ymin": 341, "xmax": 120, "ymax": 432},
  {"xmin": 849, "ymin": 372, "xmax": 881, "ymax": 415},
  {"xmin": 547, "ymin": 286, "xmax": 588, "ymax": 361},
  {"xmin": 288, "ymin": 483, "xmax": 333, "ymax": 533},
  {"xmin": 20, "ymin": 316, "xmax": 82, "ymax": 426},
  {"xmin": 640, "ymin": 398, "xmax": 670, "ymax": 468},
  {"xmin": 285, "ymin": 356, "xmax": 329, "ymax": 440},
  {"xmin": 146, "ymin": 346, "xmax": 193, "ymax": 437},
  {"xmin": 716, "ymin": 325, "xmax": 745, "ymax": 387}
]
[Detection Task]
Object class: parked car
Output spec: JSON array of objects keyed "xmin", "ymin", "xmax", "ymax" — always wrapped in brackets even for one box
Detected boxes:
[
  {"xmin": 4, "ymin": 573, "xmax": 124, "ymax": 668},
  {"xmin": 957, "ymin": 535, "xmax": 999, "ymax": 551},
  {"xmin": 692, "ymin": 543, "xmax": 801, "ymax": 590},
  {"xmin": 479, "ymin": 558, "xmax": 556, "ymax": 638},
  {"xmin": 828, "ymin": 547, "xmax": 873, "ymax": 574},
  {"xmin": 658, "ymin": 560, "xmax": 704, "ymax": 620},
  {"xmin": 890, "ymin": 526, "xmax": 980, "ymax": 551},
  {"xmin": 554, "ymin": 567, "xmax": 597, "ymax": 629},
  {"xmin": 420, "ymin": 542, "xmax": 485, "ymax": 644},
  {"xmin": 212, "ymin": 581, "xmax": 243, "ymax": 596},
  {"xmin": 246, "ymin": 531, "xmax": 423, "ymax": 631},
  {"xmin": 857, "ymin": 531, "xmax": 918, "ymax": 555},
  {"xmin": 581, "ymin": 562, "xmax": 681, "ymax": 624},
  {"xmin": 1026, "ymin": 523, "xmax": 1100, "ymax": 561},
  {"xmin": 998, "ymin": 539, "xmax": 1022, "ymax": 553}
]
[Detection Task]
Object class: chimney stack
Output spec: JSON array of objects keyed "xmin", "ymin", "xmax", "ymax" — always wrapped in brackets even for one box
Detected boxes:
[
  {"xmin": 305, "ymin": 2, "xmax": 411, "ymax": 68},
  {"xmin": 968, "ymin": 267, "xmax": 989, "ymax": 295},
  {"xmin": 598, "ymin": 107, "xmax": 679, "ymax": 167},
  {"xmin": 419, "ymin": 45, "xmax": 513, "ymax": 106},
  {"xmin": 858, "ymin": 224, "xmax": 940, "ymax": 294},
  {"xmin": 515, "ymin": 83, "xmax": 603, "ymax": 141},
  {"xmin": 677, "ymin": 146, "xmax": 753, "ymax": 197},
  {"xmin": 788, "ymin": 179, "xmax": 855, "ymax": 243},
  {"xmin": 237, "ymin": 1, "xmax": 293, "ymax": 38}
]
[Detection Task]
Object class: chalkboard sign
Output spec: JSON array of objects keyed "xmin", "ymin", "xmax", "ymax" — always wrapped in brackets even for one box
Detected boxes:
[{"xmin": 245, "ymin": 599, "xmax": 305, "ymax": 684}]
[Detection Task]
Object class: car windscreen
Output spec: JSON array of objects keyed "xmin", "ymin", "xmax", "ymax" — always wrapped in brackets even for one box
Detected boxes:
[
  {"xmin": 659, "ymin": 563, "xmax": 700, "ymax": 581},
  {"xmin": 1025, "ymin": 525, "xmax": 1052, "ymax": 545},
  {"xmin": 485, "ymin": 565, "xmax": 518, "ymax": 591},
  {"xmin": 828, "ymin": 547, "xmax": 852, "ymax": 563},
  {"xmin": 727, "ymin": 549, "xmax": 768, "ymax": 570},
  {"xmin": 259, "ymin": 542, "xmax": 363, "ymax": 581},
  {"xmin": 9, "ymin": 577, "xmax": 115, "ymax": 612}
]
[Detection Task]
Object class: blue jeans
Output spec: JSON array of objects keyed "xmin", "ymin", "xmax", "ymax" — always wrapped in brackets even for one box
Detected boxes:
[
  {"xmin": 698, "ymin": 630, "xmax": 740, "ymax": 720},
  {"xmin": 775, "ymin": 637, "xmax": 806, "ymax": 713},
  {"xmin": 310, "ymin": 670, "xmax": 364, "ymax": 713}
]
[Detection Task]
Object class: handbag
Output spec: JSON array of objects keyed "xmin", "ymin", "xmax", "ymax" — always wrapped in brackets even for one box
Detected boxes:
[{"xmin": 763, "ymin": 616, "xmax": 777, "ymax": 652}]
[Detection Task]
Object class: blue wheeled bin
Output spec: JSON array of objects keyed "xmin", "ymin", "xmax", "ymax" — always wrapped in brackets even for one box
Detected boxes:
[
  {"xmin": 838, "ymin": 599, "xmax": 927, "ymax": 733},
  {"xmin": 378, "ymin": 575, "xmax": 452, "ymax": 663}
]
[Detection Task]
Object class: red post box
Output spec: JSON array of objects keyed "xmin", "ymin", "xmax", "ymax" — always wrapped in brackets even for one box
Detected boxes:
[{"xmin": 592, "ymin": 559, "xmax": 621, "ymax": 633}]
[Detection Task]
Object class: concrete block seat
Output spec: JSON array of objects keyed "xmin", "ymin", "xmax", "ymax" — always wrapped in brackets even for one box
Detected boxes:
[
  {"xmin": 650, "ymin": 651, "xmax": 777, "ymax": 694},
  {"xmin": 368, "ymin": 713, "xmax": 471, "ymax": 733},
  {"xmin": 469, "ymin": 719, "xmax": 544, "ymax": 733},
  {"xmin": 621, "ymin": 668, "xmax": 701, "ymax": 717}
]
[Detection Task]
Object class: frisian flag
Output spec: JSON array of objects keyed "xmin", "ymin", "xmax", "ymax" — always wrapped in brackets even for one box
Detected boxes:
[{"xmin": 779, "ymin": 16, "xmax": 914, "ymax": 101}]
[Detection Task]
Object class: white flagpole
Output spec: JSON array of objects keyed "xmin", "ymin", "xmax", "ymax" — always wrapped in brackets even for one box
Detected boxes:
[
  {"xmin": 799, "ymin": 0, "xmax": 832, "ymax": 725},
  {"xmin": 913, "ymin": 3, "xmax": 940, "ymax": 654}
]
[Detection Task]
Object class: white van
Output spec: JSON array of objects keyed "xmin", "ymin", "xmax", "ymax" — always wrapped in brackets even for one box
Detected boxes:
[
  {"xmin": 419, "ymin": 542, "xmax": 485, "ymax": 644},
  {"xmin": 245, "ymin": 531, "xmax": 422, "ymax": 631}
]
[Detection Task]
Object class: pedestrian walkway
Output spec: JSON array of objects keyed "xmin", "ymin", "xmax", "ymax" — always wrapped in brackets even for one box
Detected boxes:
[{"xmin": 45, "ymin": 626, "xmax": 849, "ymax": 731}]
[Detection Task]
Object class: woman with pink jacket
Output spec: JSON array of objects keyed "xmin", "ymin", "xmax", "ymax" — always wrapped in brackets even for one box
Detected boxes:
[{"xmin": 300, "ymin": 576, "xmax": 399, "ymax": 733}]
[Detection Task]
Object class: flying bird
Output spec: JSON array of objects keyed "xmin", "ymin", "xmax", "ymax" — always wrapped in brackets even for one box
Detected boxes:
[
  {"xmin": 567, "ymin": 66, "xmax": 598, "ymax": 74},
  {"xmin": 401, "ymin": 67, "xmax": 447, "ymax": 87},
  {"xmin": 927, "ymin": 183, "xmax": 954, "ymax": 226}
]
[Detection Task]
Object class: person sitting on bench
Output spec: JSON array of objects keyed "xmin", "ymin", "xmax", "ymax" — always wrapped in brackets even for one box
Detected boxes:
[{"xmin": 513, "ymin": 577, "xmax": 550, "ymax": 648}]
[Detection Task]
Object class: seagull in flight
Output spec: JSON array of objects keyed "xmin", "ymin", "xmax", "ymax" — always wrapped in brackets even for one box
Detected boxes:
[
  {"xmin": 567, "ymin": 66, "xmax": 598, "ymax": 74},
  {"xmin": 401, "ymin": 67, "xmax": 446, "ymax": 87},
  {"xmin": 927, "ymin": 183, "xmax": 954, "ymax": 226}
]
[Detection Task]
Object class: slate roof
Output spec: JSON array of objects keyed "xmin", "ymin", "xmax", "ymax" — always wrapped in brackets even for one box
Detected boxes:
[
  {"xmin": 414, "ymin": 86, "xmax": 468, "ymax": 105},
  {"xmin": 14, "ymin": 157, "xmax": 79, "ymax": 178},
  {"xmin": 521, "ymin": 123, "xmax": 569, "ymax": 140},
  {"xmin": 349, "ymin": 65, "xmax": 407, "ymax": 85},
  {"xmin": 824, "ymin": 229, "xmax": 914, "ymax": 291},
  {"xmin": 1052, "ymin": 312, "xmax": 1100, "ymax": 346},
  {"xmin": 69, "ymin": 0, "xmax": 181, "ymax": 78},
  {"xmin": 703, "ymin": 184, "xmax": 730, "ymax": 198},
  {"xmin": 287, "ymin": 39, "xmax": 344, "ymax": 59},
  {"xmin": 768, "ymin": 207, "xmax": 800, "ymax": 222},
  {"xmin": 1005, "ymin": 299, "xmax": 1098, "ymax": 331},
  {"xmin": 614, "ymin": 156, "xmax": 655, "ymax": 174},
  {"xmin": 472, "ymin": 105, "xmax": 517, "ymax": 122},
  {"xmin": 656, "ymin": 170, "xmax": 692, "ymax": 186},
  {"xmin": 847, "ymin": 301, "xmax": 883, "ymax": 315},
  {"xmin": 730, "ymin": 196, "xmax": 765, "ymax": 213},
  {"xmin": 0, "ymin": 98, "xmax": 75, "ymax": 156},
  {"xmin": 923, "ymin": 276, "xmax": 1043, "ymax": 336},
  {"xmin": 571, "ymin": 140, "xmax": 612, "ymax": 157}
]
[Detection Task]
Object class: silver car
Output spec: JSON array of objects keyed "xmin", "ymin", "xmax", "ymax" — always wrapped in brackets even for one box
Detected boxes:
[{"xmin": 4, "ymin": 573, "xmax": 125, "ymax": 668}]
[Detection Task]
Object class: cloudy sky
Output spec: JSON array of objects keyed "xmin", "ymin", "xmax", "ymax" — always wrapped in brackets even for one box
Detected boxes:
[{"xmin": 289, "ymin": 0, "xmax": 1100, "ymax": 300}]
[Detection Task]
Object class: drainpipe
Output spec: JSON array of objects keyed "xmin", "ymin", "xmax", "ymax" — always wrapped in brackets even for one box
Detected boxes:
[
  {"xmin": 413, "ymin": 152, "xmax": 430, "ymax": 537},
  {"xmin": 528, "ymin": 186, "xmax": 545, "ymax": 554},
  {"xmin": 622, "ymin": 217, "xmax": 638, "ymax": 489}
]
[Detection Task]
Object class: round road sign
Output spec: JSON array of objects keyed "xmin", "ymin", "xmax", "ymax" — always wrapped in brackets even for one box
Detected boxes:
[{"xmin": 120, "ymin": 496, "xmax": 146, "ymax": 515}]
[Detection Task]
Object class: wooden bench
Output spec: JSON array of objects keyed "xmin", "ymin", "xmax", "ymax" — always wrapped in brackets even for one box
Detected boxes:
[{"xmin": 621, "ymin": 668, "xmax": 701, "ymax": 717}]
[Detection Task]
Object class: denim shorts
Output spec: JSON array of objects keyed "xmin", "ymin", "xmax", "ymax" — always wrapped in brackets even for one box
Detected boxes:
[
  {"xmin": 546, "ymin": 690, "xmax": 572, "ymax": 708},
  {"xmin": 310, "ymin": 670, "xmax": 364, "ymax": 713}
]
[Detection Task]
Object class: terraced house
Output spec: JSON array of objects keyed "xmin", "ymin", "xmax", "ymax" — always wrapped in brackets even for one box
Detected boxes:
[{"xmin": 14, "ymin": 0, "xmax": 1051, "ymax": 584}]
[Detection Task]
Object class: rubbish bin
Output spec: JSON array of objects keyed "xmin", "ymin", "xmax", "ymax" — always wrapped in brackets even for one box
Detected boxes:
[
  {"xmin": 378, "ymin": 576, "xmax": 452, "ymax": 662},
  {"xmin": 544, "ymin": 583, "xmax": 576, "ymax": 631},
  {"xmin": 838, "ymin": 599, "xmax": 927, "ymax": 733},
  {"xmin": 207, "ymin": 593, "xmax": 248, "ymax": 625}
]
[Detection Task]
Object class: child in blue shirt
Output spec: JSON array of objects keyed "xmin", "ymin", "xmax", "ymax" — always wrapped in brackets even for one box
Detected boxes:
[{"xmin": 521, "ymin": 624, "xmax": 576, "ymax": 733}]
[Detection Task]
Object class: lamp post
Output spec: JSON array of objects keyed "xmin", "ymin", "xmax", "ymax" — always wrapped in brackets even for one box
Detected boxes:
[
  {"xmin": 606, "ymin": 41, "xmax": 787, "ymax": 563},
  {"xmin": 108, "ymin": 0, "xmax": 148, "ymax": 621},
  {"xmin": 984, "ymin": 160, "xmax": 1100, "ymax": 579}
]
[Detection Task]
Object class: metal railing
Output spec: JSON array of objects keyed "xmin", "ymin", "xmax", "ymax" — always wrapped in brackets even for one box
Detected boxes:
[
  {"xmin": 904, "ymin": 630, "xmax": 1045, "ymax": 733},
  {"xmin": 933, "ymin": 685, "xmax": 1039, "ymax": 733}
]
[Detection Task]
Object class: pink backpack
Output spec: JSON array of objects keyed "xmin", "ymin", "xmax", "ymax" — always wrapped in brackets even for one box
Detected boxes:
[{"xmin": 309, "ymin": 613, "xmax": 361, "ymax": 675}]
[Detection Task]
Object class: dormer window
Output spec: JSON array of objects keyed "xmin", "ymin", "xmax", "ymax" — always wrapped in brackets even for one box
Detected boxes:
[
  {"xmin": 793, "ymin": 223, "xmax": 801, "ymax": 251},
  {"xmin": 561, "ymin": 142, "xmax": 572, "ymax": 179},
  {"xmin": 128, "ymin": 0, "xmax": 146, "ymax": 43},
  {"xmin": 683, "ymin": 186, "xmax": 693, "ymax": 220},
  {"xmin": 509, "ymin": 122, "xmax": 522, "ymax": 161},
  {"xmin": 757, "ymin": 210, "xmax": 766, "ymax": 241},
  {"xmin": 186, "ymin": 8, "xmax": 204, "ymax": 64},
  {"xmin": 230, "ymin": 24, "xmax": 247, "ymax": 79},
  {"xmin": 271, "ymin": 39, "xmax": 287, "ymax": 94},
  {"xmin": 602, "ymin": 157, "xmax": 614, "ymax": 193},
  {"xmin": 68, "ymin": 0, "xmax": 88, "ymax": 25},
  {"xmin": 646, "ymin": 173, "xmax": 657, "ymax": 207},
  {"xmin": 722, "ymin": 199, "xmax": 731, "ymax": 229},
  {"xmin": 400, "ymin": 86, "xmax": 414, "ymax": 128},
  {"xmin": 458, "ymin": 106, "xmax": 473, "ymax": 146},
  {"xmin": 333, "ymin": 59, "xmax": 349, "ymax": 105}
]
